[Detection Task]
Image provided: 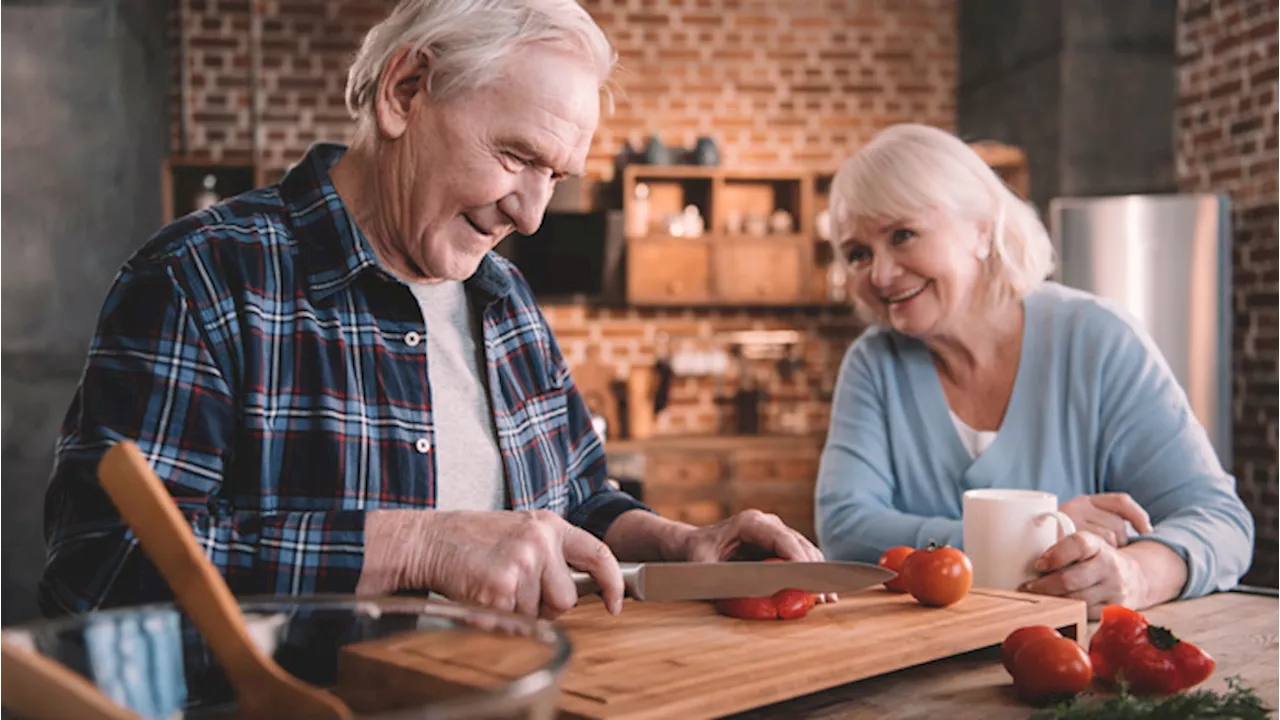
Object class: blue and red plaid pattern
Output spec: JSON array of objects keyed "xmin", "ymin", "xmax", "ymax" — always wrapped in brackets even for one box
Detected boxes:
[{"xmin": 40, "ymin": 143, "xmax": 649, "ymax": 616}]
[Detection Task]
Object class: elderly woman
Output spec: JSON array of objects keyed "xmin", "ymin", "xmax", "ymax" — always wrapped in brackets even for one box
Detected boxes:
[
  {"xmin": 815, "ymin": 124, "xmax": 1254, "ymax": 616},
  {"xmin": 42, "ymin": 0, "xmax": 825, "ymax": 621}
]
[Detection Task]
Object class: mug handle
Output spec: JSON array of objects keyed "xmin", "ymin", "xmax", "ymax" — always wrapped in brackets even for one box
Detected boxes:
[{"xmin": 1039, "ymin": 511, "xmax": 1077, "ymax": 540}]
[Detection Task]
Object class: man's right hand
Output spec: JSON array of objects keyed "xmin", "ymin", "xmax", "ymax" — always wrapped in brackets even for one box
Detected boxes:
[{"xmin": 356, "ymin": 509, "xmax": 624, "ymax": 619}]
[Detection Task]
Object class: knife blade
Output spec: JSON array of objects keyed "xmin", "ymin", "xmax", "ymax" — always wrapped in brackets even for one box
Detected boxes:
[{"xmin": 570, "ymin": 561, "xmax": 895, "ymax": 602}]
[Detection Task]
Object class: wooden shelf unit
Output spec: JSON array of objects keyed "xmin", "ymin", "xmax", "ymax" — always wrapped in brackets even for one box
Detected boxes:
[
  {"xmin": 618, "ymin": 141, "xmax": 1031, "ymax": 308},
  {"xmin": 622, "ymin": 165, "xmax": 817, "ymax": 307}
]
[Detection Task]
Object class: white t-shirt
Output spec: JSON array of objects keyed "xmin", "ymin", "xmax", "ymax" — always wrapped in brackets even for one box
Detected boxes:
[
  {"xmin": 950, "ymin": 410, "xmax": 998, "ymax": 460},
  {"xmin": 407, "ymin": 280, "xmax": 506, "ymax": 512}
]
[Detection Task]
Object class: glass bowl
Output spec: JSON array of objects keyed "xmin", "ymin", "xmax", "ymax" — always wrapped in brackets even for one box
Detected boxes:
[{"xmin": 3, "ymin": 594, "xmax": 570, "ymax": 720}]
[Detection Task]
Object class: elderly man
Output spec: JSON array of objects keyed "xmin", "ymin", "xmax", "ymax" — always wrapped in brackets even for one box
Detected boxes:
[{"xmin": 41, "ymin": 0, "xmax": 823, "ymax": 620}]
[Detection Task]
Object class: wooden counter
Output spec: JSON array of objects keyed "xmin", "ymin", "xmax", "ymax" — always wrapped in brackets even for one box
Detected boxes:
[{"xmin": 729, "ymin": 589, "xmax": 1280, "ymax": 719}]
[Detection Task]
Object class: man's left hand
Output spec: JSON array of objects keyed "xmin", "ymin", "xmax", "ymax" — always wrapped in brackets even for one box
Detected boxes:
[{"xmin": 677, "ymin": 509, "xmax": 836, "ymax": 603}]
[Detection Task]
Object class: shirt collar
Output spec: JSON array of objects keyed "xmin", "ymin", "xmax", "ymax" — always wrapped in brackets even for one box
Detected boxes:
[{"xmin": 281, "ymin": 142, "xmax": 513, "ymax": 305}]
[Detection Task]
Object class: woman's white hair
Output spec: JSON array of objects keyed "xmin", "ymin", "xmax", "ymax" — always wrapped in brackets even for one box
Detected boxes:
[
  {"xmin": 345, "ymin": 0, "xmax": 615, "ymax": 122},
  {"xmin": 829, "ymin": 123, "xmax": 1055, "ymax": 306}
]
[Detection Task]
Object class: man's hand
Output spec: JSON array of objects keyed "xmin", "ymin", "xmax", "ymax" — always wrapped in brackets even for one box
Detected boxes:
[
  {"xmin": 356, "ymin": 509, "xmax": 624, "ymax": 618},
  {"xmin": 654, "ymin": 509, "xmax": 836, "ymax": 604},
  {"xmin": 1059, "ymin": 492, "xmax": 1154, "ymax": 548},
  {"xmin": 678, "ymin": 509, "xmax": 825, "ymax": 565}
]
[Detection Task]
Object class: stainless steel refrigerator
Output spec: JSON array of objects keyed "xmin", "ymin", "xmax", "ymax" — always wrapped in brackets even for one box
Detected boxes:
[{"xmin": 1048, "ymin": 194, "xmax": 1233, "ymax": 467}]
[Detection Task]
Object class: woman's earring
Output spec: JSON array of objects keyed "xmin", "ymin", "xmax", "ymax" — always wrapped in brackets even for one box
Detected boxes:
[{"xmin": 976, "ymin": 245, "xmax": 990, "ymax": 261}]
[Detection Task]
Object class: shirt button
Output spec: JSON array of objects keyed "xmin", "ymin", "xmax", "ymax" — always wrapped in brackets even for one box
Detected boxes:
[
  {"xmin": 405, "ymin": 331, "xmax": 422, "ymax": 347},
  {"xmin": 415, "ymin": 437, "xmax": 431, "ymax": 453}
]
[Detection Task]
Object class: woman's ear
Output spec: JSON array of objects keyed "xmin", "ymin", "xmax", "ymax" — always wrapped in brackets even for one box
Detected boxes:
[{"xmin": 373, "ymin": 47, "xmax": 435, "ymax": 140}]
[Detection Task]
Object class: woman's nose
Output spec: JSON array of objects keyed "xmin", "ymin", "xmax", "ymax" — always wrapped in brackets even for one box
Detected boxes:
[{"xmin": 870, "ymin": 254, "xmax": 898, "ymax": 288}]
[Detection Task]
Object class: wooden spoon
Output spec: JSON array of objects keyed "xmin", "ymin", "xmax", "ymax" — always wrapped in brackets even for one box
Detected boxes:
[
  {"xmin": 97, "ymin": 441, "xmax": 353, "ymax": 719},
  {"xmin": 1, "ymin": 633, "xmax": 141, "ymax": 720}
]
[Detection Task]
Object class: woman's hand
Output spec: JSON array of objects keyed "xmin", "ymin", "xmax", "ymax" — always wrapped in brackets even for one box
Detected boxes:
[
  {"xmin": 1019, "ymin": 531, "xmax": 1144, "ymax": 618},
  {"xmin": 1059, "ymin": 492, "xmax": 1154, "ymax": 548}
]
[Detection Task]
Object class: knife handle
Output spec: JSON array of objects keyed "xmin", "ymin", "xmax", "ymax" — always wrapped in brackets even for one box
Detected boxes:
[{"xmin": 570, "ymin": 563, "xmax": 641, "ymax": 599}]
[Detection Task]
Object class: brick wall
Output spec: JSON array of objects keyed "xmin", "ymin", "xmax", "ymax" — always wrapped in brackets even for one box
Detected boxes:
[
  {"xmin": 542, "ymin": 305, "xmax": 863, "ymax": 437},
  {"xmin": 170, "ymin": 0, "xmax": 956, "ymax": 175},
  {"xmin": 1176, "ymin": 0, "xmax": 1278, "ymax": 586},
  {"xmin": 169, "ymin": 0, "xmax": 956, "ymax": 436}
]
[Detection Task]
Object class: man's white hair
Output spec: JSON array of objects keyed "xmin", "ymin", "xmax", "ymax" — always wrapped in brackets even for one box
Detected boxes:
[
  {"xmin": 345, "ymin": 0, "xmax": 615, "ymax": 122},
  {"xmin": 830, "ymin": 123, "xmax": 1056, "ymax": 313}
]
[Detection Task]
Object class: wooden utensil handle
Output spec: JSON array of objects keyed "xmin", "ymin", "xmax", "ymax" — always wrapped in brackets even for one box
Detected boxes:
[
  {"xmin": 97, "ymin": 442, "xmax": 266, "ymax": 690},
  {"xmin": 1, "ymin": 634, "xmax": 141, "ymax": 720}
]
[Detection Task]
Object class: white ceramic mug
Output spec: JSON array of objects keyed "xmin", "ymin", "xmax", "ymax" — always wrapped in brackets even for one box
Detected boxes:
[{"xmin": 962, "ymin": 489, "xmax": 1077, "ymax": 591}]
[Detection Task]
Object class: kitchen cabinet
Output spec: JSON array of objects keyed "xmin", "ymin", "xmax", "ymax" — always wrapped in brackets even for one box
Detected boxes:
[
  {"xmin": 618, "ymin": 142, "xmax": 1030, "ymax": 308},
  {"xmin": 625, "ymin": 237, "xmax": 712, "ymax": 304},
  {"xmin": 622, "ymin": 166, "xmax": 816, "ymax": 307},
  {"xmin": 712, "ymin": 236, "xmax": 808, "ymax": 304}
]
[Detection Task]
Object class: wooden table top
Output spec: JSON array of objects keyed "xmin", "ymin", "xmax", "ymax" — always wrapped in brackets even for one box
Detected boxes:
[{"xmin": 729, "ymin": 589, "xmax": 1279, "ymax": 720}]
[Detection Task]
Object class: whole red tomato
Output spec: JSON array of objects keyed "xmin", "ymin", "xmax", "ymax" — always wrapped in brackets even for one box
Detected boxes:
[
  {"xmin": 1001, "ymin": 625, "xmax": 1062, "ymax": 675},
  {"xmin": 901, "ymin": 542, "xmax": 973, "ymax": 607},
  {"xmin": 877, "ymin": 546, "xmax": 914, "ymax": 593},
  {"xmin": 1011, "ymin": 635, "xmax": 1093, "ymax": 705}
]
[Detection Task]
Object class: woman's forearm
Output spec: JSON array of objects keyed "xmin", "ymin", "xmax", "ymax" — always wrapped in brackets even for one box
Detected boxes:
[{"xmin": 1121, "ymin": 539, "xmax": 1189, "ymax": 608}]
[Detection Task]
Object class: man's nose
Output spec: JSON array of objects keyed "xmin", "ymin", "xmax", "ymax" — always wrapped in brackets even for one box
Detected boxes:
[{"xmin": 501, "ymin": 173, "xmax": 555, "ymax": 236}]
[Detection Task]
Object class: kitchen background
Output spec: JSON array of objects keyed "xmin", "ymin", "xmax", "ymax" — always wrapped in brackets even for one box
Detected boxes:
[{"xmin": 2, "ymin": 0, "xmax": 1275, "ymax": 623}]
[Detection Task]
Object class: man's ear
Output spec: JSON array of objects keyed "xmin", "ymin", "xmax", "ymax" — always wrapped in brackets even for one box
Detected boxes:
[{"xmin": 373, "ymin": 47, "xmax": 434, "ymax": 140}]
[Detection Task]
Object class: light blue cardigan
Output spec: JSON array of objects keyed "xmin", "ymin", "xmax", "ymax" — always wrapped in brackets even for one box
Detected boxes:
[{"xmin": 815, "ymin": 282, "xmax": 1255, "ymax": 598}]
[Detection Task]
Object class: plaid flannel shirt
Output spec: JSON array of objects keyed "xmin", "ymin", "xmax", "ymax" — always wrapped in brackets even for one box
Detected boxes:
[{"xmin": 40, "ymin": 143, "xmax": 649, "ymax": 616}]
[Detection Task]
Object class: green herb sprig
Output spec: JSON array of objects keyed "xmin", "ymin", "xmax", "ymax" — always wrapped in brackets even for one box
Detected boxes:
[{"xmin": 1029, "ymin": 676, "xmax": 1272, "ymax": 720}]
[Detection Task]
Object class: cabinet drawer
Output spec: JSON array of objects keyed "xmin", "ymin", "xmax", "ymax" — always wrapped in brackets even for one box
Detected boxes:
[
  {"xmin": 728, "ymin": 452, "xmax": 820, "ymax": 484},
  {"xmin": 627, "ymin": 239, "xmax": 711, "ymax": 304},
  {"xmin": 713, "ymin": 239, "xmax": 807, "ymax": 304},
  {"xmin": 645, "ymin": 454, "xmax": 723, "ymax": 486}
]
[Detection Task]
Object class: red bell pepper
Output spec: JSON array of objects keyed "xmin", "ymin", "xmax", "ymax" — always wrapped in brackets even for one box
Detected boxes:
[{"xmin": 1088, "ymin": 605, "xmax": 1216, "ymax": 695}]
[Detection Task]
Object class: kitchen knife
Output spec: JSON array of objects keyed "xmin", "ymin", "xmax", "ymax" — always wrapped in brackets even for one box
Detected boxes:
[{"xmin": 570, "ymin": 561, "xmax": 895, "ymax": 601}]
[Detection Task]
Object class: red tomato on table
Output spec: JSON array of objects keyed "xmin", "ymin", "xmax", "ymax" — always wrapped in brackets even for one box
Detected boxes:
[
  {"xmin": 1001, "ymin": 625, "xmax": 1062, "ymax": 675},
  {"xmin": 877, "ymin": 546, "xmax": 914, "ymax": 593},
  {"xmin": 1011, "ymin": 635, "xmax": 1093, "ymax": 704},
  {"xmin": 900, "ymin": 543, "xmax": 973, "ymax": 607}
]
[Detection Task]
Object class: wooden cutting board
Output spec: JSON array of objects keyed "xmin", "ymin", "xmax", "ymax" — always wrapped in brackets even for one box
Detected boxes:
[{"xmin": 337, "ymin": 589, "xmax": 1086, "ymax": 719}]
